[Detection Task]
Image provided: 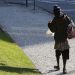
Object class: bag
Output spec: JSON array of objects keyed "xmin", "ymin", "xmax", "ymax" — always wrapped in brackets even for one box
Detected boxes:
[{"xmin": 67, "ymin": 20, "xmax": 75, "ymax": 39}]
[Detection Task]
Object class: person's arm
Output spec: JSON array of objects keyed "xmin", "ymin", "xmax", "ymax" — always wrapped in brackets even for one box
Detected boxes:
[
  {"xmin": 65, "ymin": 15, "xmax": 71, "ymax": 25},
  {"xmin": 48, "ymin": 19, "xmax": 56, "ymax": 33}
]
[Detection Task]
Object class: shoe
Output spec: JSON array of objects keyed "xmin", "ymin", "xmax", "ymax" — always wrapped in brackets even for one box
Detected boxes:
[
  {"xmin": 54, "ymin": 66, "xmax": 60, "ymax": 71},
  {"xmin": 63, "ymin": 69, "xmax": 67, "ymax": 74}
]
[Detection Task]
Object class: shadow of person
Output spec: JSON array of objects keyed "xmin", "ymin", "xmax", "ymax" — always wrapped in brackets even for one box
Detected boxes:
[
  {"xmin": 47, "ymin": 69, "xmax": 59, "ymax": 73},
  {"xmin": 56, "ymin": 70, "xmax": 75, "ymax": 75},
  {"xmin": 56, "ymin": 73, "xmax": 64, "ymax": 75},
  {"xmin": 0, "ymin": 65, "xmax": 41, "ymax": 74}
]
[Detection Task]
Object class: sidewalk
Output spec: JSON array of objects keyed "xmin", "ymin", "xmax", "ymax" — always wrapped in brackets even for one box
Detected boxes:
[{"xmin": 0, "ymin": 4, "xmax": 75, "ymax": 75}]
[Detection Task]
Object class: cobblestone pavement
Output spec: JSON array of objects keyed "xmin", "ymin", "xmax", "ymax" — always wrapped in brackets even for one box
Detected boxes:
[{"xmin": 0, "ymin": 5, "xmax": 75, "ymax": 75}]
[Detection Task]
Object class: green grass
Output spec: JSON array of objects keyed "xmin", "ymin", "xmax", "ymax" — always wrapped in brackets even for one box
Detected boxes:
[{"xmin": 0, "ymin": 31, "xmax": 41, "ymax": 75}]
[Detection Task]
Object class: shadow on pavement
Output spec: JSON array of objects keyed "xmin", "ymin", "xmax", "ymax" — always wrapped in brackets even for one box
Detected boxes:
[
  {"xmin": 56, "ymin": 73, "xmax": 64, "ymax": 75},
  {"xmin": 47, "ymin": 69, "xmax": 58, "ymax": 73},
  {"xmin": 56, "ymin": 70, "xmax": 75, "ymax": 75}
]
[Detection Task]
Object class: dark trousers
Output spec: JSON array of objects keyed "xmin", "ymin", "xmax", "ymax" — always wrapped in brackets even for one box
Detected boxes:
[{"xmin": 55, "ymin": 49, "xmax": 69, "ymax": 60}]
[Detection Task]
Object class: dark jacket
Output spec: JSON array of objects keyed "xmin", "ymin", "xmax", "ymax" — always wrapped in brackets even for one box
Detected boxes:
[{"xmin": 48, "ymin": 15, "xmax": 71, "ymax": 42}]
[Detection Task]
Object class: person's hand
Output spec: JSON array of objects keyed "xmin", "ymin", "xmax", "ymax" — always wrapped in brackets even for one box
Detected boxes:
[
  {"xmin": 48, "ymin": 20, "xmax": 52, "ymax": 23},
  {"xmin": 48, "ymin": 21, "xmax": 51, "ymax": 28}
]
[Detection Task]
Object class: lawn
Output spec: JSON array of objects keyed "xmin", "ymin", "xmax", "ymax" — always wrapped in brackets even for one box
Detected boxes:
[{"xmin": 0, "ymin": 31, "xmax": 41, "ymax": 75}]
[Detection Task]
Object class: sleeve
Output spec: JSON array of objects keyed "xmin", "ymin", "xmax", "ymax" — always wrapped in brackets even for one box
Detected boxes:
[
  {"xmin": 48, "ymin": 19, "xmax": 56, "ymax": 33},
  {"xmin": 65, "ymin": 15, "xmax": 71, "ymax": 25},
  {"xmin": 65, "ymin": 15, "xmax": 75, "ymax": 27}
]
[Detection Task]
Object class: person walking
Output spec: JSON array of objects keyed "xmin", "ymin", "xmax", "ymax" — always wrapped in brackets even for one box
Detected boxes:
[{"xmin": 48, "ymin": 5, "xmax": 71, "ymax": 74}]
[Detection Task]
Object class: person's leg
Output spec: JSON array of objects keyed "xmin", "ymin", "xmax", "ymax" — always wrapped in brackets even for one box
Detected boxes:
[
  {"xmin": 54, "ymin": 50, "xmax": 61, "ymax": 70},
  {"xmin": 63, "ymin": 59, "xmax": 67, "ymax": 74},
  {"xmin": 56, "ymin": 54, "xmax": 60, "ymax": 67},
  {"xmin": 62, "ymin": 49, "xmax": 69, "ymax": 74}
]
